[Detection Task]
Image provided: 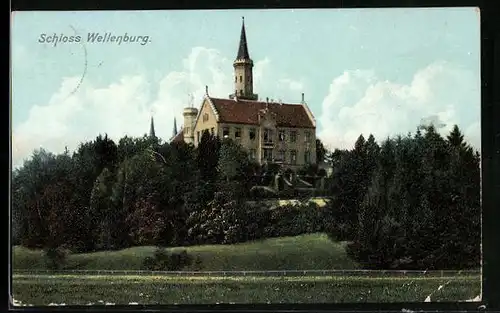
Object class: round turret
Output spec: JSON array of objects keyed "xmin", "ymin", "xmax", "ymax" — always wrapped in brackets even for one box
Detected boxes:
[{"xmin": 183, "ymin": 107, "xmax": 198, "ymax": 145}]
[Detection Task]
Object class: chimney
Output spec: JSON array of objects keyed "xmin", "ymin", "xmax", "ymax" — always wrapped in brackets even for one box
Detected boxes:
[
  {"xmin": 301, "ymin": 93, "xmax": 305, "ymax": 103},
  {"xmin": 266, "ymin": 97, "xmax": 269, "ymax": 103}
]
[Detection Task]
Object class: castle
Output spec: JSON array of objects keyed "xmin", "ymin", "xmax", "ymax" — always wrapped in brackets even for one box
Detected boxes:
[{"xmin": 168, "ymin": 17, "xmax": 317, "ymax": 170}]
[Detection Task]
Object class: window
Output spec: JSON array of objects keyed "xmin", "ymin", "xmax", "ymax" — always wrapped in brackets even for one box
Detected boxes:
[
  {"xmin": 263, "ymin": 128, "xmax": 273, "ymax": 143},
  {"xmin": 263, "ymin": 148, "xmax": 273, "ymax": 162},
  {"xmin": 210, "ymin": 127, "xmax": 214, "ymax": 135},
  {"xmin": 290, "ymin": 131, "xmax": 297, "ymax": 143},
  {"xmin": 203, "ymin": 113, "xmax": 209, "ymax": 123},
  {"xmin": 185, "ymin": 127, "xmax": 190, "ymax": 135},
  {"xmin": 235, "ymin": 76, "xmax": 237, "ymax": 83},
  {"xmin": 278, "ymin": 130, "xmax": 286, "ymax": 142},
  {"xmin": 249, "ymin": 149, "xmax": 257, "ymax": 160},
  {"xmin": 235, "ymin": 127, "xmax": 241, "ymax": 138},
  {"xmin": 290, "ymin": 150, "xmax": 297, "ymax": 165},
  {"xmin": 240, "ymin": 75, "xmax": 242, "ymax": 83},
  {"xmin": 223, "ymin": 127, "xmax": 230, "ymax": 138},
  {"xmin": 277, "ymin": 149, "xmax": 286, "ymax": 162},
  {"xmin": 304, "ymin": 150, "xmax": 311, "ymax": 164},
  {"xmin": 249, "ymin": 128, "xmax": 256, "ymax": 140},
  {"xmin": 305, "ymin": 131, "xmax": 311, "ymax": 142},
  {"xmin": 240, "ymin": 89, "xmax": 243, "ymax": 96},
  {"xmin": 197, "ymin": 131, "xmax": 200, "ymax": 143}
]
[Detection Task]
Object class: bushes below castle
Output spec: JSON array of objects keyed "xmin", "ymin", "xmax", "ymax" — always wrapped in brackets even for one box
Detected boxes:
[{"xmin": 185, "ymin": 198, "xmax": 327, "ymax": 247}]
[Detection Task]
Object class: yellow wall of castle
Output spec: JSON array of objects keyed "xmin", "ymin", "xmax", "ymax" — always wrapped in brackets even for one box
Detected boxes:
[
  {"xmin": 218, "ymin": 123, "xmax": 317, "ymax": 166},
  {"xmin": 188, "ymin": 100, "xmax": 317, "ymax": 166},
  {"xmin": 191, "ymin": 99, "xmax": 219, "ymax": 146}
]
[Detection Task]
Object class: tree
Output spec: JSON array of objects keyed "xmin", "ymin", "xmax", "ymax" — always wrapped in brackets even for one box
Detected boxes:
[
  {"xmin": 127, "ymin": 195, "xmax": 166, "ymax": 246},
  {"xmin": 347, "ymin": 125, "xmax": 481, "ymax": 270},
  {"xmin": 89, "ymin": 167, "xmax": 115, "ymax": 250},
  {"xmin": 447, "ymin": 124, "xmax": 466, "ymax": 149},
  {"xmin": 316, "ymin": 138, "xmax": 327, "ymax": 164},
  {"xmin": 196, "ymin": 131, "xmax": 220, "ymax": 183},
  {"xmin": 217, "ymin": 139, "xmax": 250, "ymax": 181}
]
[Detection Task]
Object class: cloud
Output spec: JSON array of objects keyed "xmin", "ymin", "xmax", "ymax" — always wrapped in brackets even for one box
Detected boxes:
[
  {"xmin": 253, "ymin": 57, "xmax": 271, "ymax": 90},
  {"xmin": 12, "ymin": 47, "xmax": 271, "ymax": 168},
  {"xmin": 278, "ymin": 78, "xmax": 304, "ymax": 92},
  {"xmin": 318, "ymin": 61, "xmax": 480, "ymax": 151}
]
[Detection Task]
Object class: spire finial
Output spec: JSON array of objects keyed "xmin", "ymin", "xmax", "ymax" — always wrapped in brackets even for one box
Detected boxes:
[{"xmin": 205, "ymin": 85, "xmax": 209, "ymax": 95}]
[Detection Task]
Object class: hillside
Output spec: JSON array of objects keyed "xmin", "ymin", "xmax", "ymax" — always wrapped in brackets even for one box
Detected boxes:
[{"xmin": 12, "ymin": 233, "xmax": 358, "ymax": 271}]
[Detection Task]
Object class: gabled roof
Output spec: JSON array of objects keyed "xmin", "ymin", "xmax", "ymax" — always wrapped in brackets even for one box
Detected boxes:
[
  {"xmin": 170, "ymin": 127, "xmax": 184, "ymax": 143},
  {"xmin": 209, "ymin": 97, "xmax": 315, "ymax": 129}
]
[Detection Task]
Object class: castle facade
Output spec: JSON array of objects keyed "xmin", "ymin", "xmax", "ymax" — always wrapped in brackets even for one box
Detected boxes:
[{"xmin": 170, "ymin": 18, "xmax": 317, "ymax": 170}]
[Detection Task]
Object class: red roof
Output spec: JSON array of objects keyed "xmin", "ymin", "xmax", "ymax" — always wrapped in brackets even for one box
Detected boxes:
[
  {"xmin": 209, "ymin": 97, "xmax": 315, "ymax": 129},
  {"xmin": 170, "ymin": 128, "xmax": 184, "ymax": 143}
]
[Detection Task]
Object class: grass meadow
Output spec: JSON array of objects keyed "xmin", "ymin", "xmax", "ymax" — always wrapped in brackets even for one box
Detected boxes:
[
  {"xmin": 12, "ymin": 274, "xmax": 481, "ymax": 305},
  {"xmin": 13, "ymin": 233, "xmax": 358, "ymax": 271},
  {"xmin": 11, "ymin": 233, "xmax": 481, "ymax": 305}
]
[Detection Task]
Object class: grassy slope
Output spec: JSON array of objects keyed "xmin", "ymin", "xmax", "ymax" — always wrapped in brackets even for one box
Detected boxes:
[{"xmin": 12, "ymin": 233, "xmax": 358, "ymax": 271}]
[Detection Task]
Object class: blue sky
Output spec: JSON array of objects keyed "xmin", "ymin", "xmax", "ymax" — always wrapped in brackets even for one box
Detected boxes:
[{"xmin": 11, "ymin": 8, "xmax": 480, "ymax": 167}]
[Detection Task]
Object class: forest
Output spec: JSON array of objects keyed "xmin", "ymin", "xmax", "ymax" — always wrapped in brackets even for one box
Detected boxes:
[{"xmin": 11, "ymin": 123, "xmax": 481, "ymax": 270}]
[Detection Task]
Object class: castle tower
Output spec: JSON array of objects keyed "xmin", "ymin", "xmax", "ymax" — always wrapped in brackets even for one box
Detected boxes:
[
  {"xmin": 183, "ymin": 108, "xmax": 198, "ymax": 144},
  {"xmin": 229, "ymin": 17, "xmax": 258, "ymax": 101}
]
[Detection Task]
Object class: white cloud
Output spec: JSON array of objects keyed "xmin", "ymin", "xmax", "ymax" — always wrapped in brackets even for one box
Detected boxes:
[
  {"xmin": 278, "ymin": 78, "xmax": 304, "ymax": 92},
  {"xmin": 318, "ymin": 61, "xmax": 480, "ymax": 151},
  {"xmin": 253, "ymin": 57, "xmax": 271, "ymax": 90},
  {"xmin": 12, "ymin": 47, "xmax": 273, "ymax": 168}
]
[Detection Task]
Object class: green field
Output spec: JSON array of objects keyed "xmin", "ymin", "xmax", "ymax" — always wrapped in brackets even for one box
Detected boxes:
[
  {"xmin": 11, "ymin": 233, "xmax": 481, "ymax": 305},
  {"xmin": 12, "ymin": 233, "xmax": 358, "ymax": 271},
  {"xmin": 12, "ymin": 274, "xmax": 481, "ymax": 305}
]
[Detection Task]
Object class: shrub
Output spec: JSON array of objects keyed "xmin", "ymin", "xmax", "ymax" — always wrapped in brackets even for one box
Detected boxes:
[
  {"xmin": 44, "ymin": 246, "xmax": 68, "ymax": 270},
  {"xmin": 143, "ymin": 247, "xmax": 194, "ymax": 271}
]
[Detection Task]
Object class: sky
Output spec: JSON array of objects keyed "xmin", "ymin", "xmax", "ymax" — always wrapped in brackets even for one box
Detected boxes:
[{"xmin": 11, "ymin": 8, "xmax": 481, "ymax": 168}]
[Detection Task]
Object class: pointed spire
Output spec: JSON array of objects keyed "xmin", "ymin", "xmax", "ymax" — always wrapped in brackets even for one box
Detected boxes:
[
  {"xmin": 172, "ymin": 117, "xmax": 178, "ymax": 137},
  {"xmin": 149, "ymin": 116, "xmax": 156, "ymax": 138},
  {"xmin": 236, "ymin": 17, "xmax": 250, "ymax": 60}
]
